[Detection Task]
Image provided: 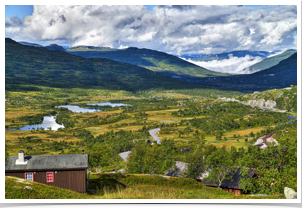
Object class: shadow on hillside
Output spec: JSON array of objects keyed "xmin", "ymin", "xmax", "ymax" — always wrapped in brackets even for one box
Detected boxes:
[{"xmin": 87, "ymin": 174, "xmax": 126, "ymax": 195}]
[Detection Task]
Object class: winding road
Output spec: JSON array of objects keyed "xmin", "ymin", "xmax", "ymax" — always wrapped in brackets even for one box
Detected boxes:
[
  {"xmin": 149, "ymin": 128, "xmax": 161, "ymax": 144},
  {"xmin": 119, "ymin": 128, "xmax": 161, "ymax": 162}
]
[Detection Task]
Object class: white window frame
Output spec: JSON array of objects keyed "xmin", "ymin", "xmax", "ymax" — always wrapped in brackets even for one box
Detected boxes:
[{"xmin": 24, "ymin": 172, "xmax": 34, "ymax": 181}]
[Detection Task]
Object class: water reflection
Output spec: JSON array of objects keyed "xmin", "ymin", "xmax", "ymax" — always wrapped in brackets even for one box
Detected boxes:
[
  {"xmin": 57, "ymin": 105, "xmax": 102, "ymax": 113},
  {"xmin": 87, "ymin": 102, "xmax": 131, "ymax": 107},
  {"xmin": 18, "ymin": 116, "xmax": 64, "ymax": 131},
  {"xmin": 58, "ymin": 102, "xmax": 130, "ymax": 113}
]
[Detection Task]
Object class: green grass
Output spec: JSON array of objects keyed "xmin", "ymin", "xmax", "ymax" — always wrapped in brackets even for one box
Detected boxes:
[
  {"xmin": 5, "ymin": 176, "xmax": 92, "ymax": 199},
  {"xmin": 5, "ymin": 172, "xmax": 286, "ymax": 199}
]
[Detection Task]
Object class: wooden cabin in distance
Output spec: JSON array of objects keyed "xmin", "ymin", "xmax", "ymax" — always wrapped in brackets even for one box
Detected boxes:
[
  {"xmin": 5, "ymin": 150, "xmax": 88, "ymax": 193},
  {"xmin": 199, "ymin": 167, "xmax": 256, "ymax": 195}
]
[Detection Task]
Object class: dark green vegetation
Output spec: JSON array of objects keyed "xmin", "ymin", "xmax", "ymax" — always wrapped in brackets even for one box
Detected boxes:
[
  {"xmin": 239, "ymin": 123, "xmax": 297, "ymax": 194},
  {"xmin": 66, "ymin": 46, "xmax": 227, "ymax": 79},
  {"xmin": 185, "ymin": 122, "xmax": 296, "ymax": 195},
  {"xmin": 5, "ymin": 38, "xmax": 196, "ymax": 92},
  {"xmin": 45, "ymin": 44, "xmax": 65, "ymax": 51},
  {"xmin": 179, "ymin": 105, "xmax": 291, "ymax": 136},
  {"xmin": 240, "ymin": 50, "xmax": 297, "ymax": 74},
  {"xmin": 6, "ymin": 38, "xmax": 244, "ymax": 95}
]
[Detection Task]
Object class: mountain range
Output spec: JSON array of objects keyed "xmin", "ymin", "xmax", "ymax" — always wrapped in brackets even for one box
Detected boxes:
[
  {"xmin": 7, "ymin": 38, "xmax": 297, "ymax": 92},
  {"xmin": 6, "ymin": 38, "xmax": 198, "ymax": 92},
  {"xmin": 65, "ymin": 46, "xmax": 227, "ymax": 80}
]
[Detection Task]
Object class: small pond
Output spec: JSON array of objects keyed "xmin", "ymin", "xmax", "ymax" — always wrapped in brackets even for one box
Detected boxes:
[
  {"xmin": 15, "ymin": 116, "xmax": 64, "ymax": 131},
  {"xmin": 57, "ymin": 102, "xmax": 130, "ymax": 113},
  {"xmin": 87, "ymin": 102, "xmax": 131, "ymax": 107},
  {"xmin": 57, "ymin": 105, "xmax": 103, "ymax": 113}
]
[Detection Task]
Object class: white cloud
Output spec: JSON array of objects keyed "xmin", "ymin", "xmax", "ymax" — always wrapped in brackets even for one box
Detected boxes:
[
  {"xmin": 184, "ymin": 55, "xmax": 263, "ymax": 74},
  {"xmin": 118, "ymin": 45, "xmax": 128, "ymax": 49},
  {"xmin": 5, "ymin": 5, "xmax": 297, "ymax": 54}
]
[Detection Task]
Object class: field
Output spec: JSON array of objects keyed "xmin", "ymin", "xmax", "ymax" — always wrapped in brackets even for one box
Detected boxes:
[{"xmin": 5, "ymin": 86, "xmax": 294, "ymax": 156}]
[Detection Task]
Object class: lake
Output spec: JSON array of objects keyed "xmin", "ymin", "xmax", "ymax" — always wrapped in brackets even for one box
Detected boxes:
[
  {"xmin": 57, "ymin": 105, "xmax": 103, "ymax": 113},
  {"xmin": 279, "ymin": 116, "xmax": 297, "ymax": 126},
  {"xmin": 17, "ymin": 116, "xmax": 64, "ymax": 131},
  {"xmin": 87, "ymin": 102, "xmax": 131, "ymax": 107},
  {"xmin": 57, "ymin": 102, "xmax": 130, "ymax": 113}
]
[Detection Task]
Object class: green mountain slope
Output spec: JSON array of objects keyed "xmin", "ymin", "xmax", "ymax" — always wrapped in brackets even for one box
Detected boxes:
[
  {"xmin": 240, "ymin": 50, "xmax": 297, "ymax": 74},
  {"xmin": 250, "ymin": 53, "xmax": 297, "ymax": 77},
  {"xmin": 45, "ymin": 44, "xmax": 65, "ymax": 51},
  {"xmin": 192, "ymin": 53, "xmax": 297, "ymax": 91},
  {"xmin": 66, "ymin": 46, "xmax": 227, "ymax": 80},
  {"xmin": 232, "ymin": 53, "xmax": 297, "ymax": 89},
  {"xmin": 5, "ymin": 38, "xmax": 197, "ymax": 92}
]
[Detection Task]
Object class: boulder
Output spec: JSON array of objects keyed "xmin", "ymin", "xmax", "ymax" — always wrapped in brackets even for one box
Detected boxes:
[
  {"xmin": 244, "ymin": 99, "xmax": 276, "ymax": 109},
  {"xmin": 284, "ymin": 187, "xmax": 297, "ymax": 199},
  {"xmin": 180, "ymin": 148, "xmax": 192, "ymax": 153},
  {"xmin": 164, "ymin": 161, "xmax": 188, "ymax": 177}
]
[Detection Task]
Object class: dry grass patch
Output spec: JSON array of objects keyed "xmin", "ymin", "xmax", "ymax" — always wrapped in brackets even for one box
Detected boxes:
[
  {"xmin": 224, "ymin": 127, "xmax": 268, "ymax": 137},
  {"xmin": 5, "ymin": 104, "xmax": 43, "ymax": 125}
]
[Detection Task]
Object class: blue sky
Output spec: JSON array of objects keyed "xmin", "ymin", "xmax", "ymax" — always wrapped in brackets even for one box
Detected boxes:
[
  {"xmin": 5, "ymin": 5, "xmax": 264, "ymax": 18},
  {"xmin": 5, "ymin": 5, "xmax": 33, "ymax": 19}
]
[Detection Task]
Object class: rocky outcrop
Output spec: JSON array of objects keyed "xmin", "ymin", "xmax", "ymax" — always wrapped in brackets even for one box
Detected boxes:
[
  {"xmin": 284, "ymin": 187, "xmax": 297, "ymax": 199},
  {"xmin": 164, "ymin": 161, "xmax": 188, "ymax": 177},
  {"xmin": 243, "ymin": 99, "xmax": 276, "ymax": 109},
  {"xmin": 253, "ymin": 131, "xmax": 278, "ymax": 149}
]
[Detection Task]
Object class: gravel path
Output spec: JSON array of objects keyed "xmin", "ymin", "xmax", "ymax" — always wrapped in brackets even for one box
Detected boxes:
[
  {"xmin": 149, "ymin": 128, "xmax": 161, "ymax": 144},
  {"xmin": 119, "ymin": 151, "xmax": 132, "ymax": 162}
]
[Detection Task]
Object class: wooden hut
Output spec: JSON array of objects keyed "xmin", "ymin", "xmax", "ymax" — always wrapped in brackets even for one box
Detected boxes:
[
  {"xmin": 5, "ymin": 150, "xmax": 88, "ymax": 193},
  {"xmin": 199, "ymin": 167, "xmax": 256, "ymax": 195}
]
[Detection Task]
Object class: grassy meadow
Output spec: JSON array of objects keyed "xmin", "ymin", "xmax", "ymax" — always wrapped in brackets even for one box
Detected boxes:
[
  {"xmin": 5, "ymin": 174, "xmax": 283, "ymax": 199},
  {"xmin": 5, "ymin": 85, "xmax": 291, "ymax": 156}
]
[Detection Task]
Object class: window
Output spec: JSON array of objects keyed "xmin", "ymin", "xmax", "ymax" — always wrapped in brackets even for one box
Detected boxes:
[
  {"xmin": 24, "ymin": 172, "xmax": 34, "ymax": 181},
  {"xmin": 46, "ymin": 172, "xmax": 54, "ymax": 182}
]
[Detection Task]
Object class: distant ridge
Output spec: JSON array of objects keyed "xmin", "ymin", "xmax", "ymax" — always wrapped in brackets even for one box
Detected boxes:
[
  {"xmin": 18, "ymin": 41, "xmax": 68, "ymax": 51},
  {"xmin": 188, "ymin": 50, "xmax": 281, "ymax": 62},
  {"xmin": 240, "ymin": 50, "xmax": 297, "ymax": 74},
  {"xmin": 18, "ymin": 41, "xmax": 43, "ymax": 47},
  {"xmin": 66, "ymin": 46, "xmax": 228, "ymax": 80},
  {"xmin": 45, "ymin": 44, "xmax": 65, "ymax": 51}
]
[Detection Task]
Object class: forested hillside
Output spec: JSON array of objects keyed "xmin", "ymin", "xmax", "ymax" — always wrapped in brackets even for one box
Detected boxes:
[
  {"xmin": 6, "ymin": 38, "xmax": 197, "ymax": 92},
  {"xmin": 66, "ymin": 46, "xmax": 227, "ymax": 80}
]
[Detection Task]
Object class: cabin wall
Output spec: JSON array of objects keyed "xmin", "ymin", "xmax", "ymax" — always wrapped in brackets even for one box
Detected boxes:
[
  {"xmin": 6, "ymin": 169, "xmax": 86, "ymax": 193},
  {"xmin": 222, "ymin": 188, "xmax": 242, "ymax": 195}
]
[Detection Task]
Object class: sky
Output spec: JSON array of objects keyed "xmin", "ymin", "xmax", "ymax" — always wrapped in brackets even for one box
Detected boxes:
[
  {"xmin": 5, "ymin": 4, "xmax": 297, "ymax": 74},
  {"xmin": 5, "ymin": 5, "xmax": 297, "ymax": 54}
]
